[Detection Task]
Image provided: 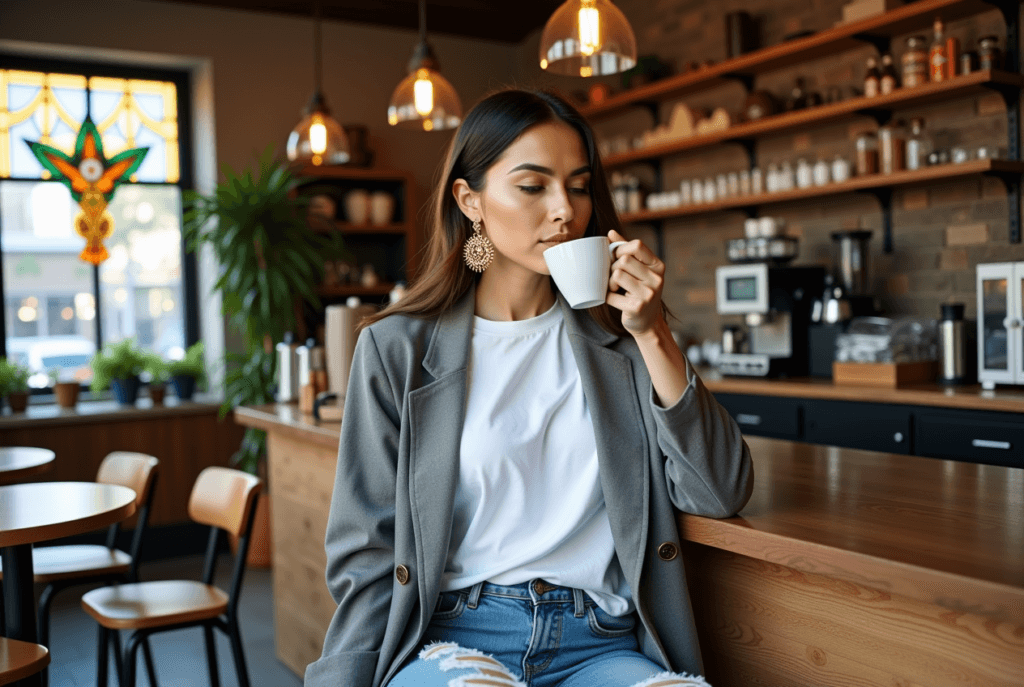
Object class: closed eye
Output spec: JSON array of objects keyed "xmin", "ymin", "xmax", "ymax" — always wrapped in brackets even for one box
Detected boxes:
[{"xmin": 518, "ymin": 186, "xmax": 590, "ymax": 195}]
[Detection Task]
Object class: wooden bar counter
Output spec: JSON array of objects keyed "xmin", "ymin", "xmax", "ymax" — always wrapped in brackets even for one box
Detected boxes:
[{"xmin": 235, "ymin": 403, "xmax": 1023, "ymax": 685}]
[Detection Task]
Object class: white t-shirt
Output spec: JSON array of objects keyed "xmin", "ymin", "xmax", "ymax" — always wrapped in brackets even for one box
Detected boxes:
[{"xmin": 441, "ymin": 301, "xmax": 634, "ymax": 617}]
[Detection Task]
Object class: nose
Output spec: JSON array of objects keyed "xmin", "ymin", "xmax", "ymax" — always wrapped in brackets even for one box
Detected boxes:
[{"xmin": 549, "ymin": 185, "xmax": 574, "ymax": 226}]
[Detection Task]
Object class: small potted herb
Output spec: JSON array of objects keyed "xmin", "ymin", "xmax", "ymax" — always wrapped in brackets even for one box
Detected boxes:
[
  {"xmin": 167, "ymin": 341, "xmax": 205, "ymax": 402},
  {"xmin": 50, "ymin": 367, "xmax": 81, "ymax": 409},
  {"xmin": 0, "ymin": 357, "xmax": 31, "ymax": 413},
  {"xmin": 144, "ymin": 353, "xmax": 169, "ymax": 405},
  {"xmin": 90, "ymin": 338, "xmax": 148, "ymax": 405}
]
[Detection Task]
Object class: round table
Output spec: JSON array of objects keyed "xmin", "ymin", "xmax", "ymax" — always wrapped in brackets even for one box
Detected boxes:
[
  {"xmin": 0, "ymin": 482, "xmax": 135, "ymax": 687},
  {"xmin": 0, "ymin": 447, "xmax": 55, "ymax": 486}
]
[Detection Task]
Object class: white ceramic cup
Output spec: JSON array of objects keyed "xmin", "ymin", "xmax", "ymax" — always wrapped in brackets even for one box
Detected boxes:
[{"xmin": 543, "ymin": 237, "xmax": 628, "ymax": 309}]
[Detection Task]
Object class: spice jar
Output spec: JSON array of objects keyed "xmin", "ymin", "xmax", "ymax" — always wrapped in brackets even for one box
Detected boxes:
[
  {"xmin": 856, "ymin": 132, "xmax": 879, "ymax": 176},
  {"xmin": 902, "ymin": 36, "xmax": 928, "ymax": 87},
  {"xmin": 978, "ymin": 36, "xmax": 1002, "ymax": 71},
  {"xmin": 960, "ymin": 51, "xmax": 976, "ymax": 75},
  {"xmin": 879, "ymin": 122, "xmax": 906, "ymax": 174}
]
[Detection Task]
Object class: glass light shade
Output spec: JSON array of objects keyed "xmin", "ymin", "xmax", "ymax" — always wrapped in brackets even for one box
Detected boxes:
[
  {"xmin": 287, "ymin": 104, "xmax": 350, "ymax": 166},
  {"xmin": 539, "ymin": 0, "xmax": 636, "ymax": 77},
  {"xmin": 388, "ymin": 68, "xmax": 462, "ymax": 131}
]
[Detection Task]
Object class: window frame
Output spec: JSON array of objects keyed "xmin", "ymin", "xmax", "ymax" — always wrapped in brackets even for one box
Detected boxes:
[{"xmin": 0, "ymin": 53, "xmax": 200, "ymax": 391}]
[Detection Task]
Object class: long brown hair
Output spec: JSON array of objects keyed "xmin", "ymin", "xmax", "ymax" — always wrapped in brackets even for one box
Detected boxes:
[{"xmin": 360, "ymin": 88, "xmax": 667, "ymax": 336}]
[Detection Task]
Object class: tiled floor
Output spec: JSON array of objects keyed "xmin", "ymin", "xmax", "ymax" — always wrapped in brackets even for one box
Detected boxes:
[{"xmin": 44, "ymin": 553, "xmax": 303, "ymax": 687}]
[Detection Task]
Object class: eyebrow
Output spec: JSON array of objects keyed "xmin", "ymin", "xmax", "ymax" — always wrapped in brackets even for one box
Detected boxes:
[{"xmin": 507, "ymin": 163, "xmax": 591, "ymax": 177}]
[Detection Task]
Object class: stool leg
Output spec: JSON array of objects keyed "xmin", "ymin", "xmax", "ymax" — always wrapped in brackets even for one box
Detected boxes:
[
  {"xmin": 203, "ymin": 624, "xmax": 220, "ymax": 687},
  {"xmin": 141, "ymin": 637, "xmax": 159, "ymax": 687},
  {"xmin": 111, "ymin": 630, "xmax": 125, "ymax": 687},
  {"xmin": 228, "ymin": 620, "xmax": 251, "ymax": 687},
  {"xmin": 97, "ymin": 626, "xmax": 110, "ymax": 687},
  {"xmin": 37, "ymin": 583, "xmax": 57, "ymax": 687},
  {"xmin": 122, "ymin": 632, "xmax": 144, "ymax": 687}
]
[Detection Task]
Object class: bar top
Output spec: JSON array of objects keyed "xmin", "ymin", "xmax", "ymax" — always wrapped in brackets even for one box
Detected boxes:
[
  {"xmin": 237, "ymin": 403, "xmax": 1024, "ymax": 623},
  {"xmin": 700, "ymin": 370, "xmax": 1024, "ymax": 413}
]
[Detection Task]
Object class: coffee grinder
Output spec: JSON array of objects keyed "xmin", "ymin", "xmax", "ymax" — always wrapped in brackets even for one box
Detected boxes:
[
  {"xmin": 808, "ymin": 230, "xmax": 878, "ymax": 376},
  {"xmin": 715, "ymin": 263, "xmax": 826, "ymax": 377}
]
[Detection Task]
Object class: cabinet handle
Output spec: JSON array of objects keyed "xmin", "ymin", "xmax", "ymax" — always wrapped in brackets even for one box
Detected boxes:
[
  {"xmin": 894, "ymin": 432, "xmax": 904, "ymax": 443},
  {"xmin": 972, "ymin": 439, "xmax": 1012, "ymax": 450},
  {"xmin": 736, "ymin": 413, "xmax": 762, "ymax": 426}
]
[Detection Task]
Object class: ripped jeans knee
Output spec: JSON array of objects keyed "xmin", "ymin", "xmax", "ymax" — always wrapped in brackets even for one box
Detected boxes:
[
  {"xmin": 626, "ymin": 670, "xmax": 712, "ymax": 687},
  {"xmin": 388, "ymin": 641, "xmax": 527, "ymax": 687}
]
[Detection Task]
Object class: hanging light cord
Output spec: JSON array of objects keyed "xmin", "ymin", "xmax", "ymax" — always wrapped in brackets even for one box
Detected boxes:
[
  {"xmin": 418, "ymin": 0, "xmax": 427, "ymax": 45},
  {"xmin": 314, "ymin": 1, "xmax": 323, "ymax": 93}
]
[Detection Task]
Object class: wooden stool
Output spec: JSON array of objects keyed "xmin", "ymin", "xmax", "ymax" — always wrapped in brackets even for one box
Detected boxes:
[
  {"xmin": 0, "ymin": 451, "xmax": 160, "ymax": 687},
  {"xmin": 0, "ymin": 638, "xmax": 48, "ymax": 686},
  {"xmin": 82, "ymin": 466, "xmax": 262, "ymax": 687}
]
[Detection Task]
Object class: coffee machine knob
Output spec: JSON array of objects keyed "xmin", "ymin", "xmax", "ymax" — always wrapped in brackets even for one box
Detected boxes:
[{"xmin": 894, "ymin": 432, "xmax": 904, "ymax": 443}]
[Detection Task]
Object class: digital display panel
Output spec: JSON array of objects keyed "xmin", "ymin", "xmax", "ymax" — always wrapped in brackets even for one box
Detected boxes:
[{"xmin": 726, "ymin": 276, "xmax": 758, "ymax": 301}]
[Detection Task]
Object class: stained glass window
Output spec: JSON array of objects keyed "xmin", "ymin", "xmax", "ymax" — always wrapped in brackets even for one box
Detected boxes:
[
  {"xmin": 1, "ymin": 69, "xmax": 179, "ymax": 182},
  {"xmin": 1, "ymin": 59, "xmax": 193, "ymax": 392}
]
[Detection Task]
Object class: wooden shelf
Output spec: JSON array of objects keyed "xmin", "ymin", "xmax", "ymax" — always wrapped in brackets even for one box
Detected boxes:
[
  {"xmin": 316, "ymin": 283, "xmax": 394, "ymax": 298},
  {"xmin": 603, "ymin": 70, "xmax": 1024, "ymax": 170},
  {"xmin": 619, "ymin": 159, "xmax": 1024, "ymax": 223},
  {"xmin": 581, "ymin": 0, "xmax": 1002, "ymax": 121},
  {"xmin": 310, "ymin": 220, "xmax": 411, "ymax": 235}
]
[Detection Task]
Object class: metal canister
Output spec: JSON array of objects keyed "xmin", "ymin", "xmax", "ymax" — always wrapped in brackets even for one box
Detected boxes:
[
  {"xmin": 938, "ymin": 303, "xmax": 966, "ymax": 384},
  {"xmin": 275, "ymin": 333, "xmax": 300, "ymax": 402}
]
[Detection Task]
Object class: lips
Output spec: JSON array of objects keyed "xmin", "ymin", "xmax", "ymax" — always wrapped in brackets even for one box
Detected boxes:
[{"xmin": 540, "ymin": 234, "xmax": 572, "ymax": 244}]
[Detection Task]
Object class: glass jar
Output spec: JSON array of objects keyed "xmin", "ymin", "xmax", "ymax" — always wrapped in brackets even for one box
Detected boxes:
[
  {"xmin": 856, "ymin": 133, "xmax": 879, "ymax": 176},
  {"xmin": 796, "ymin": 158, "xmax": 814, "ymax": 188},
  {"xmin": 977, "ymin": 36, "xmax": 1002, "ymax": 71},
  {"xmin": 832, "ymin": 155, "xmax": 851, "ymax": 183},
  {"xmin": 813, "ymin": 159, "xmax": 831, "ymax": 186},
  {"xmin": 902, "ymin": 36, "xmax": 929, "ymax": 87},
  {"xmin": 879, "ymin": 121, "xmax": 906, "ymax": 174}
]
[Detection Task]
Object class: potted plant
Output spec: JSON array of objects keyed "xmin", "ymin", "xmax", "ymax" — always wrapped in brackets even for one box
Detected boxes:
[
  {"xmin": 90, "ymin": 338, "xmax": 148, "ymax": 405},
  {"xmin": 0, "ymin": 357, "xmax": 31, "ymax": 413},
  {"xmin": 183, "ymin": 146, "xmax": 346, "ymax": 566},
  {"xmin": 50, "ymin": 367, "xmax": 81, "ymax": 409},
  {"xmin": 165, "ymin": 341, "xmax": 205, "ymax": 402},
  {"xmin": 143, "ymin": 354, "xmax": 168, "ymax": 405}
]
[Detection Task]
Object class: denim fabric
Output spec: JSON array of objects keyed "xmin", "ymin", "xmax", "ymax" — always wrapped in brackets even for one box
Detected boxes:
[{"xmin": 386, "ymin": 579, "xmax": 706, "ymax": 687}]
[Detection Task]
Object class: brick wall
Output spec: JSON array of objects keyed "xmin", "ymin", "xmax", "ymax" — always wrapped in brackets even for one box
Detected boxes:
[{"xmin": 516, "ymin": 1, "xmax": 1024, "ymax": 344}]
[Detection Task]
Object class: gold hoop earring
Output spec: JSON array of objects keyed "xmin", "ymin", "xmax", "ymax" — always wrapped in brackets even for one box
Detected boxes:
[{"xmin": 463, "ymin": 218, "xmax": 494, "ymax": 272}]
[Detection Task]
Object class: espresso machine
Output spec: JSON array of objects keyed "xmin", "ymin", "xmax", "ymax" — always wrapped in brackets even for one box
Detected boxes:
[{"xmin": 715, "ymin": 263, "xmax": 826, "ymax": 376}]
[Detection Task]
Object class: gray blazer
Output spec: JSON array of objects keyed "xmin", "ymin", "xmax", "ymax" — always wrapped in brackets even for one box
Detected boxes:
[{"xmin": 305, "ymin": 284, "xmax": 754, "ymax": 687}]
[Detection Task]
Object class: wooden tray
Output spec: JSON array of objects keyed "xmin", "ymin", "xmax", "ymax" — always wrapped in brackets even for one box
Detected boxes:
[{"xmin": 832, "ymin": 360, "xmax": 938, "ymax": 388}]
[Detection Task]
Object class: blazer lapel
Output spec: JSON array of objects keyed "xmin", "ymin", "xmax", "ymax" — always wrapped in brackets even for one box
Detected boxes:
[
  {"xmin": 406, "ymin": 287, "xmax": 475, "ymax": 615},
  {"xmin": 559, "ymin": 294, "xmax": 650, "ymax": 589}
]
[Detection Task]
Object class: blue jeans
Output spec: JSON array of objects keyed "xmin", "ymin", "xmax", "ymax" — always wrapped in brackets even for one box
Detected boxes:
[{"xmin": 386, "ymin": 579, "xmax": 709, "ymax": 687}]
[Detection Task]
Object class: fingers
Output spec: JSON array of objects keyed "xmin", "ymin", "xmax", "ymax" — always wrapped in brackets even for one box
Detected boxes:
[
  {"xmin": 609, "ymin": 266, "xmax": 655, "ymax": 302},
  {"xmin": 608, "ymin": 232, "xmax": 664, "ymax": 276}
]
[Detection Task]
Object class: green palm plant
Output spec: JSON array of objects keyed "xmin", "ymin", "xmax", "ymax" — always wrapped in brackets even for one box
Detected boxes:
[{"xmin": 183, "ymin": 146, "xmax": 345, "ymax": 474}]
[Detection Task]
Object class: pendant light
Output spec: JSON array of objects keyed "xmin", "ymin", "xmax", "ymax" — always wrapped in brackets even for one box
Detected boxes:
[
  {"xmin": 539, "ymin": 0, "xmax": 636, "ymax": 77},
  {"xmin": 287, "ymin": 4, "xmax": 350, "ymax": 166},
  {"xmin": 388, "ymin": 0, "xmax": 462, "ymax": 131}
]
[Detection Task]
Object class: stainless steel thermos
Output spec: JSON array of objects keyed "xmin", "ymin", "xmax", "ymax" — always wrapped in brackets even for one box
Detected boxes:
[{"xmin": 938, "ymin": 303, "xmax": 966, "ymax": 384}]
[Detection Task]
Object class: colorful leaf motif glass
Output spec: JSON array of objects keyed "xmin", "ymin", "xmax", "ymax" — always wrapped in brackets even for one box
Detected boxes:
[
  {"xmin": 1, "ymin": 69, "xmax": 178, "ymax": 183},
  {"xmin": 25, "ymin": 117, "xmax": 149, "ymax": 265}
]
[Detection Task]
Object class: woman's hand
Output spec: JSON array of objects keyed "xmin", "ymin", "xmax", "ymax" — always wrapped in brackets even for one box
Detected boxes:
[{"xmin": 605, "ymin": 229, "xmax": 667, "ymax": 338}]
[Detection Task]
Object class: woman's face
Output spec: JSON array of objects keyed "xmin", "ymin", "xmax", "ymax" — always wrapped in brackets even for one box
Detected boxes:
[{"xmin": 461, "ymin": 120, "xmax": 593, "ymax": 276}]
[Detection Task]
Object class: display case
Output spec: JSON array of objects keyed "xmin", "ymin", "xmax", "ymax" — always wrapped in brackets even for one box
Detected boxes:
[{"xmin": 976, "ymin": 261, "xmax": 1024, "ymax": 388}]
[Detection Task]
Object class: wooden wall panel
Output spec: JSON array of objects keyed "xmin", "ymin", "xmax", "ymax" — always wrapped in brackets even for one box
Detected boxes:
[
  {"xmin": 683, "ymin": 541, "xmax": 1024, "ymax": 687},
  {"xmin": 0, "ymin": 409, "xmax": 244, "ymax": 527}
]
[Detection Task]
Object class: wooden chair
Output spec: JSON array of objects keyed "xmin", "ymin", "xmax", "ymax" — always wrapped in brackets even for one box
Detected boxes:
[
  {"xmin": 0, "ymin": 637, "xmax": 48, "ymax": 686},
  {"xmin": 81, "ymin": 466, "xmax": 263, "ymax": 687},
  {"xmin": 0, "ymin": 451, "xmax": 160, "ymax": 687}
]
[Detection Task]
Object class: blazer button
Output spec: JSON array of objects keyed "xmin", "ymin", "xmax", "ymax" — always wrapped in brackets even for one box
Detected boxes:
[
  {"xmin": 657, "ymin": 542, "xmax": 678, "ymax": 561},
  {"xmin": 395, "ymin": 564, "xmax": 410, "ymax": 585}
]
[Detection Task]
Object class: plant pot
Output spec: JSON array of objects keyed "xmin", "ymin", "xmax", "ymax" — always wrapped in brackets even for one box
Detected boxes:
[
  {"xmin": 110, "ymin": 376, "xmax": 141, "ymax": 406},
  {"xmin": 229, "ymin": 491, "xmax": 272, "ymax": 568},
  {"xmin": 7, "ymin": 392, "xmax": 29, "ymax": 413},
  {"xmin": 149, "ymin": 383, "xmax": 167, "ymax": 405},
  {"xmin": 54, "ymin": 382, "xmax": 81, "ymax": 409},
  {"xmin": 171, "ymin": 374, "xmax": 197, "ymax": 401}
]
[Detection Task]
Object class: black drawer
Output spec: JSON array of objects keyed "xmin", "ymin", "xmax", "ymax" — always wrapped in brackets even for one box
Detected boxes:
[
  {"xmin": 915, "ymin": 410, "xmax": 1024, "ymax": 468},
  {"xmin": 714, "ymin": 393, "xmax": 801, "ymax": 440},
  {"xmin": 805, "ymin": 400, "xmax": 912, "ymax": 454}
]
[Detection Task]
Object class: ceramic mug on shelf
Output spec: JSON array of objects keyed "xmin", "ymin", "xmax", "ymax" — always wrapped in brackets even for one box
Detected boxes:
[{"xmin": 344, "ymin": 189, "xmax": 370, "ymax": 225}]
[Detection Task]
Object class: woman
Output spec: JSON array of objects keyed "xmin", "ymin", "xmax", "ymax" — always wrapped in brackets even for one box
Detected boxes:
[{"xmin": 305, "ymin": 89, "xmax": 753, "ymax": 687}]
